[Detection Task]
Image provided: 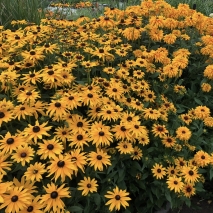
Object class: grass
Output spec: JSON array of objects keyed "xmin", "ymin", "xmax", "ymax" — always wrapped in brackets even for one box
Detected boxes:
[{"xmin": 1, "ymin": 0, "xmax": 213, "ymax": 28}]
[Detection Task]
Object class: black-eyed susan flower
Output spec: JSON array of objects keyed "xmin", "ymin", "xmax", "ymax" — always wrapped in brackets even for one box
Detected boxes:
[
  {"xmin": 0, "ymin": 179, "xmax": 12, "ymax": 203},
  {"xmin": 166, "ymin": 176, "xmax": 184, "ymax": 193},
  {"xmin": 21, "ymin": 70, "xmax": 42, "ymax": 85},
  {"xmin": 201, "ymin": 83, "xmax": 211, "ymax": 92},
  {"xmin": 91, "ymin": 46, "xmax": 114, "ymax": 62},
  {"xmin": 142, "ymin": 108, "xmax": 161, "ymax": 120},
  {"xmin": 0, "ymin": 108, "xmax": 13, "ymax": 127},
  {"xmin": 182, "ymin": 183, "xmax": 196, "ymax": 198},
  {"xmin": 11, "ymin": 144, "xmax": 34, "ymax": 166},
  {"xmin": 166, "ymin": 165, "xmax": 179, "ymax": 177},
  {"xmin": 105, "ymin": 186, "xmax": 131, "ymax": 211},
  {"xmin": 68, "ymin": 114, "xmax": 90, "ymax": 134},
  {"xmin": 19, "ymin": 195, "xmax": 44, "ymax": 213},
  {"xmin": 37, "ymin": 138, "xmax": 64, "ymax": 160},
  {"xmin": 54, "ymin": 126, "xmax": 72, "ymax": 147},
  {"xmin": 69, "ymin": 149, "xmax": 87, "ymax": 173},
  {"xmin": 152, "ymin": 124, "xmax": 168, "ymax": 138},
  {"xmin": 69, "ymin": 131, "xmax": 90, "ymax": 150},
  {"xmin": 0, "ymin": 132, "xmax": 24, "ymax": 154},
  {"xmin": 194, "ymin": 106, "xmax": 210, "ymax": 120},
  {"xmin": 176, "ymin": 126, "xmax": 192, "ymax": 141},
  {"xmin": 0, "ymin": 186, "xmax": 31, "ymax": 213},
  {"xmin": 161, "ymin": 135, "xmax": 176, "ymax": 148},
  {"xmin": 151, "ymin": 163, "xmax": 166, "ymax": 179},
  {"xmin": 61, "ymin": 92, "xmax": 82, "ymax": 110},
  {"xmin": 78, "ymin": 177, "xmax": 98, "ymax": 196},
  {"xmin": 21, "ymin": 49, "xmax": 45, "ymax": 64},
  {"xmin": 90, "ymin": 125, "xmax": 113, "ymax": 147},
  {"xmin": 181, "ymin": 166, "xmax": 200, "ymax": 183},
  {"xmin": 131, "ymin": 146, "xmax": 143, "ymax": 160},
  {"xmin": 112, "ymin": 124, "xmax": 132, "ymax": 141},
  {"xmin": 46, "ymin": 100, "xmax": 68, "ymax": 119},
  {"xmin": 116, "ymin": 141, "xmax": 134, "ymax": 154},
  {"xmin": 17, "ymin": 89, "xmax": 40, "ymax": 104},
  {"xmin": 23, "ymin": 121, "xmax": 52, "ymax": 143},
  {"xmin": 138, "ymin": 134, "xmax": 150, "ymax": 146},
  {"xmin": 47, "ymin": 154, "xmax": 77, "ymax": 182},
  {"xmin": 0, "ymin": 153, "xmax": 12, "ymax": 175},
  {"xmin": 193, "ymin": 150, "xmax": 210, "ymax": 168},
  {"xmin": 87, "ymin": 149, "xmax": 111, "ymax": 171},
  {"xmin": 12, "ymin": 103, "xmax": 34, "ymax": 120},
  {"xmin": 40, "ymin": 183, "xmax": 70, "ymax": 212},
  {"xmin": 24, "ymin": 162, "xmax": 46, "ymax": 182}
]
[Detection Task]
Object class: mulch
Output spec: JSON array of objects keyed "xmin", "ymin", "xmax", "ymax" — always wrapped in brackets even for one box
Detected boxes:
[{"xmin": 169, "ymin": 196, "xmax": 213, "ymax": 213}]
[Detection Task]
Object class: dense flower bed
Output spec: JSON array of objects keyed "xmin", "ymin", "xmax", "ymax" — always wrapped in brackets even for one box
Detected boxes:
[{"xmin": 0, "ymin": 0, "xmax": 213, "ymax": 212}]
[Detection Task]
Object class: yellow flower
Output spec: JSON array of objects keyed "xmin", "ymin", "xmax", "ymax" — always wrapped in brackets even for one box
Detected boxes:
[
  {"xmin": 151, "ymin": 163, "xmax": 166, "ymax": 179},
  {"xmin": 78, "ymin": 177, "xmax": 98, "ymax": 196},
  {"xmin": 166, "ymin": 176, "xmax": 184, "ymax": 193},
  {"xmin": 40, "ymin": 183, "xmax": 70, "ymax": 212},
  {"xmin": 87, "ymin": 149, "xmax": 111, "ymax": 171},
  {"xmin": 105, "ymin": 186, "xmax": 131, "ymax": 211},
  {"xmin": 176, "ymin": 126, "xmax": 192, "ymax": 141}
]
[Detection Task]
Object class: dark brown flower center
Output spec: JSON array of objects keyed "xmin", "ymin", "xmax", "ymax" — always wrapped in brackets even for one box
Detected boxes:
[
  {"xmin": 7, "ymin": 138, "xmax": 14, "ymax": 145},
  {"xmin": 186, "ymin": 187, "xmax": 192, "ymax": 192},
  {"xmin": 55, "ymin": 102, "xmax": 61, "ymax": 108},
  {"xmin": 115, "ymin": 195, "xmax": 120, "ymax": 200},
  {"xmin": 189, "ymin": 170, "xmax": 194, "ymax": 176},
  {"xmin": 47, "ymin": 144, "xmax": 54, "ymax": 150},
  {"xmin": 87, "ymin": 183, "xmax": 91, "ymax": 188},
  {"xmin": 21, "ymin": 152, "xmax": 27, "ymax": 158},
  {"xmin": 30, "ymin": 73, "xmax": 35, "ymax": 78},
  {"xmin": 99, "ymin": 131, "xmax": 105, "ymax": 136},
  {"xmin": 77, "ymin": 122, "xmax": 83, "ymax": 127},
  {"xmin": 30, "ymin": 51, "xmax": 36, "ymax": 55},
  {"xmin": 47, "ymin": 70, "xmax": 54, "ymax": 75},
  {"xmin": 157, "ymin": 127, "xmax": 163, "ymax": 131},
  {"xmin": 174, "ymin": 181, "xmax": 178, "ymax": 185},
  {"xmin": 57, "ymin": 160, "xmax": 65, "ymax": 167},
  {"xmin": 121, "ymin": 126, "xmax": 126, "ymax": 131},
  {"xmin": 69, "ymin": 96, "xmax": 74, "ymax": 100},
  {"xmin": 27, "ymin": 206, "xmax": 34, "ymax": 212},
  {"xmin": 97, "ymin": 155, "xmax": 102, "ymax": 160},
  {"xmin": 77, "ymin": 135, "xmax": 83, "ymax": 140},
  {"xmin": 33, "ymin": 170, "xmax": 38, "ymax": 174},
  {"xmin": 87, "ymin": 93, "xmax": 93, "ymax": 98},
  {"xmin": 26, "ymin": 91, "xmax": 32, "ymax": 96},
  {"xmin": 11, "ymin": 195, "xmax": 18, "ymax": 202},
  {"xmin": 112, "ymin": 88, "xmax": 117, "ymax": 92},
  {"xmin": 51, "ymin": 191, "xmax": 58, "ymax": 199},
  {"xmin": 134, "ymin": 125, "xmax": 139, "ymax": 129},
  {"xmin": 20, "ymin": 106, "xmax": 25, "ymax": 110},
  {"xmin": 157, "ymin": 169, "xmax": 161, "ymax": 173},
  {"xmin": 99, "ymin": 49, "xmax": 104, "ymax": 53},
  {"xmin": 33, "ymin": 126, "xmax": 40, "ymax": 133}
]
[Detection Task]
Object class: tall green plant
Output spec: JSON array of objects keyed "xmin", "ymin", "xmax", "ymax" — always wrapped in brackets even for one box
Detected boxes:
[
  {"xmin": 166, "ymin": 0, "xmax": 213, "ymax": 16},
  {"xmin": 0, "ymin": 0, "xmax": 49, "ymax": 28}
]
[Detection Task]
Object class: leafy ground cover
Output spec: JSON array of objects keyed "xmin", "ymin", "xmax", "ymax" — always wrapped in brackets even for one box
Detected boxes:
[{"xmin": 0, "ymin": 0, "xmax": 213, "ymax": 213}]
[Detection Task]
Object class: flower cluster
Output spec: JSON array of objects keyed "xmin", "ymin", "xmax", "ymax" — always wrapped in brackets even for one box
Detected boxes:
[{"xmin": 0, "ymin": 0, "xmax": 213, "ymax": 212}]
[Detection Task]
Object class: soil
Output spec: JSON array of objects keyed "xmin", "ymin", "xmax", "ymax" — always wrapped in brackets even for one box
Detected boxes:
[{"xmin": 169, "ymin": 196, "xmax": 213, "ymax": 213}]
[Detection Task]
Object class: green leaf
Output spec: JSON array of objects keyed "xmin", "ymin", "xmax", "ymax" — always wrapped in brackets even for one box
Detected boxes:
[
  {"xmin": 93, "ymin": 193, "xmax": 101, "ymax": 209},
  {"xmin": 68, "ymin": 206, "xmax": 83, "ymax": 213},
  {"xmin": 132, "ymin": 161, "xmax": 142, "ymax": 171},
  {"xmin": 210, "ymin": 168, "xmax": 213, "ymax": 180},
  {"xmin": 165, "ymin": 190, "xmax": 172, "ymax": 204},
  {"xmin": 194, "ymin": 98, "xmax": 203, "ymax": 105}
]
